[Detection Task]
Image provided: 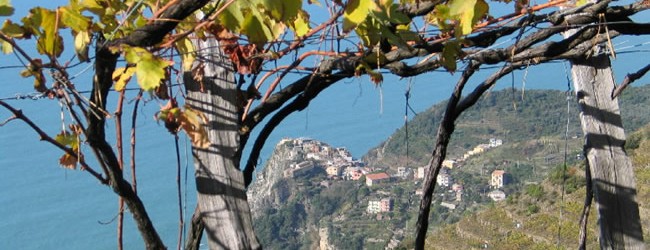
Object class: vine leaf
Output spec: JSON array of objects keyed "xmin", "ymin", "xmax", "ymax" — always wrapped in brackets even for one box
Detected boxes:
[
  {"xmin": 1, "ymin": 20, "xmax": 27, "ymax": 38},
  {"xmin": 112, "ymin": 66, "xmax": 136, "ymax": 91},
  {"xmin": 60, "ymin": 6, "xmax": 92, "ymax": 61},
  {"xmin": 441, "ymin": 40, "xmax": 462, "ymax": 72},
  {"xmin": 19, "ymin": 59, "xmax": 47, "ymax": 92},
  {"xmin": 263, "ymin": 0, "xmax": 301, "ymax": 22},
  {"xmin": 242, "ymin": 12, "xmax": 273, "ymax": 46},
  {"xmin": 179, "ymin": 106, "xmax": 210, "ymax": 149},
  {"xmin": 449, "ymin": 0, "xmax": 488, "ymax": 36},
  {"xmin": 291, "ymin": 10, "xmax": 310, "ymax": 37},
  {"xmin": 22, "ymin": 7, "xmax": 63, "ymax": 57},
  {"xmin": 123, "ymin": 46, "xmax": 173, "ymax": 91},
  {"xmin": 0, "ymin": 0, "xmax": 14, "ymax": 16},
  {"xmin": 343, "ymin": 0, "xmax": 377, "ymax": 32},
  {"xmin": 74, "ymin": 31, "xmax": 91, "ymax": 61},
  {"xmin": 157, "ymin": 100, "xmax": 210, "ymax": 149},
  {"xmin": 175, "ymin": 37, "xmax": 195, "ymax": 71},
  {"xmin": 54, "ymin": 127, "xmax": 83, "ymax": 170}
]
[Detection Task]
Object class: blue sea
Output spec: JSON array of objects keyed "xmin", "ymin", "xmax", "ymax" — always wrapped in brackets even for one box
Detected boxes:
[{"xmin": 1, "ymin": 2, "xmax": 648, "ymax": 248}]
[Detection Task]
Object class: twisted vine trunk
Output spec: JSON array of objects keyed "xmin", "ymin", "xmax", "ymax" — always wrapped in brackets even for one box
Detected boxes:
[{"xmin": 183, "ymin": 38, "xmax": 260, "ymax": 249}]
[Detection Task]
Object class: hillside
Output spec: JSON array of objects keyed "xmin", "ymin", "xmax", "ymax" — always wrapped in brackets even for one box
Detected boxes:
[
  {"xmin": 419, "ymin": 124, "xmax": 650, "ymax": 249},
  {"xmin": 248, "ymin": 85, "xmax": 650, "ymax": 249},
  {"xmin": 366, "ymin": 85, "xmax": 650, "ymax": 170}
]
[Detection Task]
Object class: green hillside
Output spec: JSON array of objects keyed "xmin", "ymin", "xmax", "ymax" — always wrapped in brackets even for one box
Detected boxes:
[
  {"xmin": 370, "ymin": 85, "xmax": 650, "ymax": 168},
  {"xmin": 253, "ymin": 85, "xmax": 650, "ymax": 249},
  {"xmin": 418, "ymin": 124, "xmax": 650, "ymax": 249}
]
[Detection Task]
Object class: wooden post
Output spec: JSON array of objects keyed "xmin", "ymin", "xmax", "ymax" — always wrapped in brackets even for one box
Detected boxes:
[
  {"xmin": 183, "ymin": 38, "xmax": 261, "ymax": 249},
  {"xmin": 570, "ymin": 52, "xmax": 645, "ymax": 249}
]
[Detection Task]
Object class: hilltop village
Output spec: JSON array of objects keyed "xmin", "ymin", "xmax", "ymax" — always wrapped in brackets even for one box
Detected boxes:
[{"xmin": 269, "ymin": 137, "xmax": 509, "ymax": 215}]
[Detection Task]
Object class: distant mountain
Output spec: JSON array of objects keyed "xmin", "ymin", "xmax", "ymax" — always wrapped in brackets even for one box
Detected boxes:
[{"xmin": 248, "ymin": 85, "xmax": 650, "ymax": 249}]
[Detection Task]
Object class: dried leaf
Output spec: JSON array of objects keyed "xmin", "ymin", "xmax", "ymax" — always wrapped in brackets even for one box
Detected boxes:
[{"xmin": 179, "ymin": 106, "xmax": 210, "ymax": 149}]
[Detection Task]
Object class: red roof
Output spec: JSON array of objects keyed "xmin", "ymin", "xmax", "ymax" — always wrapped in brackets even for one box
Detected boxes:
[
  {"xmin": 366, "ymin": 172, "xmax": 390, "ymax": 180},
  {"xmin": 492, "ymin": 170, "xmax": 505, "ymax": 176}
]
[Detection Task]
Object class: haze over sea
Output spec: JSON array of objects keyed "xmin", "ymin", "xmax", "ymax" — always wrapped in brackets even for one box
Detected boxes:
[{"xmin": 1, "ymin": 1, "xmax": 649, "ymax": 249}]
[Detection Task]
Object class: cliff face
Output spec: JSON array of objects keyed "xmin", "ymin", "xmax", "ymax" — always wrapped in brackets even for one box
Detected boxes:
[{"xmin": 247, "ymin": 139, "xmax": 295, "ymax": 219}]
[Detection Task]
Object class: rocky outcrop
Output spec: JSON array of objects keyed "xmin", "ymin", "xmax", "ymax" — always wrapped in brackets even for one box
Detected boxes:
[{"xmin": 247, "ymin": 139, "xmax": 296, "ymax": 219}]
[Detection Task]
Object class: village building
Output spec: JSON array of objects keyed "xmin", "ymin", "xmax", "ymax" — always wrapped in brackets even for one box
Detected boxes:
[
  {"xmin": 490, "ymin": 170, "xmax": 508, "ymax": 188},
  {"xmin": 367, "ymin": 198, "xmax": 393, "ymax": 214},
  {"xmin": 367, "ymin": 200, "xmax": 381, "ymax": 214},
  {"xmin": 442, "ymin": 160, "xmax": 456, "ymax": 169},
  {"xmin": 415, "ymin": 167, "xmax": 426, "ymax": 179},
  {"xmin": 488, "ymin": 190, "xmax": 507, "ymax": 201},
  {"xmin": 285, "ymin": 161, "xmax": 316, "ymax": 178},
  {"xmin": 440, "ymin": 202, "xmax": 457, "ymax": 210},
  {"xmin": 326, "ymin": 165, "xmax": 343, "ymax": 177},
  {"xmin": 366, "ymin": 172, "xmax": 391, "ymax": 187},
  {"xmin": 396, "ymin": 167, "xmax": 411, "ymax": 178},
  {"xmin": 380, "ymin": 198, "xmax": 393, "ymax": 212},
  {"xmin": 489, "ymin": 138, "xmax": 503, "ymax": 147},
  {"xmin": 436, "ymin": 172, "xmax": 452, "ymax": 187},
  {"xmin": 345, "ymin": 167, "xmax": 364, "ymax": 180}
]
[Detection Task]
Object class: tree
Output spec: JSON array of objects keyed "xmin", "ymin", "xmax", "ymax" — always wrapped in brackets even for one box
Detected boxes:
[{"xmin": 0, "ymin": 0, "xmax": 648, "ymax": 249}]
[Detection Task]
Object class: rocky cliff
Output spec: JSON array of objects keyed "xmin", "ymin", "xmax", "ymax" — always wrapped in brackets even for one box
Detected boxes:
[{"xmin": 247, "ymin": 139, "xmax": 295, "ymax": 219}]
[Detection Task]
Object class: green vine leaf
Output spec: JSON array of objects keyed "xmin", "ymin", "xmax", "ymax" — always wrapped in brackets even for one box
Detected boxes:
[
  {"xmin": 343, "ymin": 0, "xmax": 377, "ymax": 32},
  {"xmin": 441, "ymin": 40, "xmax": 461, "ymax": 72},
  {"xmin": 1, "ymin": 20, "xmax": 26, "ymax": 38},
  {"xmin": 0, "ymin": 0, "xmax": 14, "ymax": 16},
  {"xmin": 22, "ymin": 7, "xmax": 63, "ymax": 57},
  {"xmin": 124, "ymin": 46, "xmax": 173, "ymax": 91}
]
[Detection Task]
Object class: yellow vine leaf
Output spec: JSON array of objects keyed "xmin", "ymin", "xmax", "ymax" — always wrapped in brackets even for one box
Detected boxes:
[
  {"xmin": 291, "ymin": 10, "xmax": 310, "ymax": 37},
  {"xmin": 124, "ymin": 46, "xmax": 173, "ymax": 91},
  {"xmin": 112, "ymin": 67, "xmax": 136, "ymax": 91},
  {"xmin": 22, "ymin": 7, "xmax": 63, "ymax": 57},
  {"xmin": 59, "ymin": 6, "xmax": 91, "ymax": 32},
  {"xmin": 449, "ymin": 0, "xmax": 488, "ymax": 36},
  {"xmin": 0, "ymin": 39, "xmax": 11, "ymax": 54},
  {"xmin": 343, "ymin": 0, "xmax": 377, "ymax": 33},
  {"xmin": 0, "ymin": 0, "xmax": 14, "ymax": 16},
  {"xmin": 54, "ymin": 130, "xmax": 83, "ymax": 170},
  {"xmin": 263, "ymin": 0, "xmax": 301, "ymax": 22},
  {"xmin": 74, "ymin": 31, "xmax": 90, "ymax": 61},
  {"xmin": 175, "ymin": 37, "xmax": 195, "ymax": 71}
]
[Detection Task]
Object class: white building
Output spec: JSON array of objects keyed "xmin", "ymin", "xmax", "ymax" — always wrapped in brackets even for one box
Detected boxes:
[
  {"xmin": 415, "ymin": 167, "xmax": 426, "ymax": 179},
  {"xmin": 488, "ymin": 190, "xmax": 507, "ymax": 201},
  {"xmin": 436, "ymin": 172, "xmax": 451, "ymax": 187},
  {"xmin": 490, "ymin": 170, "xmax": 507, "ymax": 188},
  {"xmin": 367, "ymin": 200, "xmax": 381, "ymax": 214},
  {"xmin": 489, "ymin": 138, "xmax": 503, "ymax": 147}
]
